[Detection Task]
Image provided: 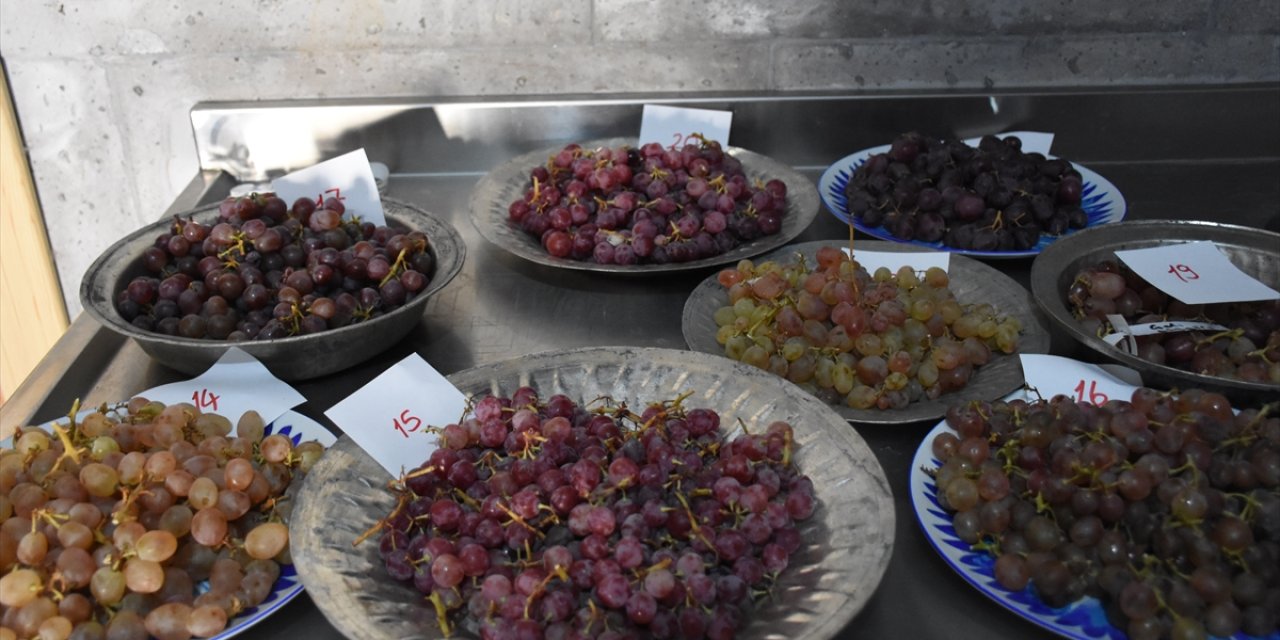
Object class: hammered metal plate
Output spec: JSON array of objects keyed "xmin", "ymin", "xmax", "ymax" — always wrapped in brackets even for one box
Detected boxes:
[
  {"xmin": 78, "ymin": 197, "xmax": 465, "ymax": 381},
  {"xmin": 467, "ymin": 137, "xmax": 820, "ymax": 274},
  {"xmin": 291, "ymin": 346, "xmax": 894, "ymax": 640},
  {"xmin": 682, "ymin": 240, "xmax": 1052, "ymax": 425},
  {"xmin": 1030, "ymin": 219, "xmax": 1280, "ymax": 405}
]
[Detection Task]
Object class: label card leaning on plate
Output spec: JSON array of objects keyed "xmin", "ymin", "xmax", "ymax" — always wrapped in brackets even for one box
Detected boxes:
[
  {"xmin": 140, "ymin": 347, "xmax": 306, "ymax": 426},
  {"xmin": 1114, "ymin": 241, "xmax": 1280, "ymax": 305},
  {"xmin": 842, "ymin": 248, "xmax": 950, "ymax": 274},
  {"xmin": 1013, "ymin": 354, "xmax": 1142, "ymax": 406},
  {"xmin": 639, "ymin": 105, "xmax": 733, "ymax": 151},
  {"xmin": 271, "ymin": 148, "xmax": 386, "ymax": 226},
  {"xmin": 325, "ymin": 353, "xmax": 468, "ymax": 477}
]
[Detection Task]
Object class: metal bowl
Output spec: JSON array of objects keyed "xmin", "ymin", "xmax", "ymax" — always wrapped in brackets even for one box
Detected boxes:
[
  {"xmin": 468, "ymin": 137, "xmax": 820, "ymax": 274},
  {"xmin": 290, "ymin": 346, "xmax": 895, "ymax": 640},
  {"xmin": 1030, "ymin": 219, "xmax": 1280, "ymax": 404},
  {"xmin": 683, "ymin": 240, "xmax": 1052, "ymax": 425},
  {"xmin": 79, "ymin": 197, "xmax": 465, "ymax": 381}
]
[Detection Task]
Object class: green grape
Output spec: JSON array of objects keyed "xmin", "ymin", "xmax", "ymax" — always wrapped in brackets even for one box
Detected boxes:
[
  {"xmin": 713, "ymin": 306, "xmax": 737, "ymax": 327},
  {"xmin": 725, "ymin": 335, "xmax": 752, "ymax": 361},
  {"xmin": 896, "ymin": 266, "xmax": 919, "ymax": 288},
  {"xmin": 741, "ymin": 345, "xmax": 770, "ymax": 369},
  {"xmin": 924, "ymin": 267, "xmax": 948, "ymax": 287},
  {"xmin": 846, "ymin": 385, "xmax": 879, "ymax": 409},
  {"xmin": 855, "ymin": 334, "xmax": 883, "ymax": 357},
  {"xmin": 715, "ymin": 325, "xmax": 737, "ymax": 346},
  {"xmin": 781, "ymin": 337, "xmax": 809, "ymax": 362},
  {"xmin": 90, "ymin": 436, "xmax": 120, "ymax": 460}
]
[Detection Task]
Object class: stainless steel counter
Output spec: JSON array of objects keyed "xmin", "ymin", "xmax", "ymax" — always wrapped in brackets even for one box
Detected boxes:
[{"xmin": 3, "ymin": 86, "xmax": 1279, "ymax": 639}]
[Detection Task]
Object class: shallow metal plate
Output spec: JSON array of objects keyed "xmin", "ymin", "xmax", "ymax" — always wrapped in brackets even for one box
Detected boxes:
[
  {"xmin": 290, "ymin": 346, "xmax": 895, "ymax": 640},
  {"xmin": 78, "ymin": 197, "xmax": 465, "ymax": 381},
  {"xmin": 682, "ymin": 240, "xmax": 1052, "ymax": 425},
  {"xmin": 1030, "ymin": 219, "xmax": 1280, "ymax": 404},
  {"xmin": 468, "ymin": 137, "xmax": 820, "ymax": 274}
]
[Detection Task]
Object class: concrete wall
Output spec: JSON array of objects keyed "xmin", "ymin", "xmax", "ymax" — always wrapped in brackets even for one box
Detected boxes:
[{"xmin": 2, "ymin": 0, "xmax": 1277, "ymax": 317}]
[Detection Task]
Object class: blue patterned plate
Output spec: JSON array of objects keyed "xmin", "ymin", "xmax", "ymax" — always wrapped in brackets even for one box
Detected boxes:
[
  {"xmin": 3, "ymin": 407, "xmax": 336, "ymax": 639},
  {"xmin": 819, "ymin": 140, "xmax": 1127, "ymax": 259},
  {"xmin": 909, "ymin": 419, "xmax": 1279, "ymax": 640}
]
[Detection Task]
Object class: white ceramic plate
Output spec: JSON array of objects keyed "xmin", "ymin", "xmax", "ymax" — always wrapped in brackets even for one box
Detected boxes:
[
  {"xmin": 819, "ymin": 141, "xmax": 1126, "ymax": 259},
  {"xmin": 3, "ymin": 407, "xmax": 337, "ymax": 639},
  {"xmin": 908, "ymin": 419, "xmax": 1277, "ymax": 640}
]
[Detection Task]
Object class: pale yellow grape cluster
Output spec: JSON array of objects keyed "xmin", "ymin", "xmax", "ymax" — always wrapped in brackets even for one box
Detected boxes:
[
  {"xmin": 713, "ymin": 245, "xmax": 1022, "ymax": 410},
  {"xmin": 0, "ymin": 399, "xmax": 325, "ymax": 640}
]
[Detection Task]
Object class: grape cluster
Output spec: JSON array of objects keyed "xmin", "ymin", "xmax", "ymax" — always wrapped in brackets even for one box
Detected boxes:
[
  {"xmin": 930, "ymin": 389, "xmax": 1280, "ymax": 639},
  {"xmin": 368, "ymin": 389, "xmax": 816, "ymax": 640},
  {"xmin": 507, "ymin": 140, "xmax": 790, "ymax": 265},
  {"xmin": 713, "ymin": 246, "xmax": 1022, "ymax": 410},
  {"xmin": 1068, "ymin": 259, "xmax": 1280, "ymax": 383},
  {"xmin": 116, "ymin": 193, "xmax": 436, "ymax": 341},
  {"xmin": 844, "ymin": 133, "xmax": 1090, "ymax": 251},
  {"xmin": 1, "ymin": 399, "xmax": 325, "ymax": 640}
]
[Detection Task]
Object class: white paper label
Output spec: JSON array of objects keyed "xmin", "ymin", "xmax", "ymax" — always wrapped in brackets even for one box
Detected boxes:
[
  {"xmin": 324, "ymin": 353, "xmax": 468, "ymax": 477},
  {"xmin": 1102, "ymin": 317, "xmax": 1228, "ymax": 353},
  {"xmin": 271, "ymin": 148, "xmax": 386, "ymax": 226},
  {"xmin": 842, "ymin": 248, "xmax": 950, "ymax": 274},
  {"xmin": 638, "ymin": 105, "xmax": 733, "ymax": 150},
  {"xmin": 963, "ymin": 130, "xmax": 1055, "ymax": 155},
  {"xmin": 1114, "ymin": 241, "xmax": 1280, "ymax": 305},
  {"xmin": 1011, "ymin": 354, "xmax": 1142, "ymax": 406},
  {"xmin": 140, "ymin": 348, "xmax": 305, "ymax": 425}
]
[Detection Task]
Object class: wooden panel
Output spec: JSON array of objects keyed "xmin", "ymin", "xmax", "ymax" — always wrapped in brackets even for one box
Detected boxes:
[{"xmin": 1, "ymin": 68, "xmax": 69, "ymax": 405}]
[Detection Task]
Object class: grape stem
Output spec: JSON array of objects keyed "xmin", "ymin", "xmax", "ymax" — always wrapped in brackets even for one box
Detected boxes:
[
  {"xmin": 353, "ymin": 492, "xmax": 409, "ymax": 547},
  {"xmin": 495, "ymin": 502, "xmax": 546, "ymax": 540},
  {"xmin": 378, "ymin": 248, "xmax": 410, "ymax": 288},
  {"xmin": 427, "ymin": 591, "xmax": 454, "ymax": 637}
]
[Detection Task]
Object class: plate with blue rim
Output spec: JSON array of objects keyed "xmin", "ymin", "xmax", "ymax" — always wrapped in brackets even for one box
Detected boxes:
[
  {"xmin": 908, "ymin": 418, "xmax": 1278, "ymax": 640},
  {"xmin": 2, "ymin": 406, "xmax": 336, "ymax": 640},
  {"xmin": 818, "ymin": 138, "xmax": 1127, "ymax": 259}
]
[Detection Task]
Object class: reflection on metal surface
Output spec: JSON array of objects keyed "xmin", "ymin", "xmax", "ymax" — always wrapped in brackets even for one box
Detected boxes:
[
  {"xmin": 292, "ymin": 346, "xmax": 895, "ymax": 640},
  {"xmin": 192, "ymin": 105, "xmax": 409, "ymax": 180}
]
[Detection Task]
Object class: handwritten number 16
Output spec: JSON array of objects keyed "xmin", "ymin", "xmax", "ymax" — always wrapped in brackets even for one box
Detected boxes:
[
  {"xmin": 1073, "ymin": 380, "xmax": 1108, "ymax": 405},
  {"xmin": 1168, "ymin": 264, "xmax": 1199, "ymax": 283}
]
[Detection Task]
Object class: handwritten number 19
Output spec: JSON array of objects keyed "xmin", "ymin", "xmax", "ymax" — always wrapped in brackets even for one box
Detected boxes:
[{"xmin": 1167, "ymin": 264, "xmax": 1199, "ymax": 283}]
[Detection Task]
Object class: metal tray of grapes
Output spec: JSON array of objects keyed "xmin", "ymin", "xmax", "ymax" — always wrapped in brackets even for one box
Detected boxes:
[
  {"xmin": 682, "ymin": 240, "xmax": 1053, "ymax": 425},
  {"xmin": 79, "ymin": 197, "xmax": 465, "ymax": 381},
  {"xmin": 467, "ymin": 137, "xmax": 820, "ymax": 274},
  {"xmin": 1030, "ymin": 219, "xmax": 1280, "ymax": 404},
  {"xmin": 290, "ymin": 346, "xmax": 895, "ymax": 640}
]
